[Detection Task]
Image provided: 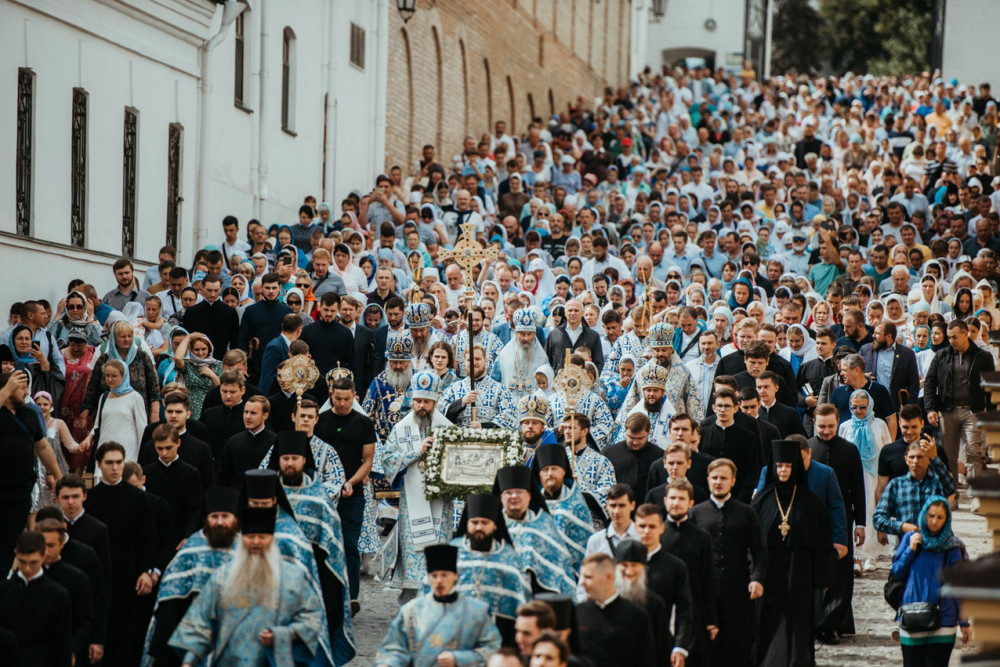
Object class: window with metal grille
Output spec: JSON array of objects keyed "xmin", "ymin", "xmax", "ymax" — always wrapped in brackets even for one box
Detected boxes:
[
  {"xmin": 122, "ymin": 108, "xmax": 138, "ymax": 258},
  {"xmin": 235, "ymin": 10, "xmax": 246, "ymax": 105},
  {"xmin": 70, "ymin": 88, "xmax": 88, "ymax": 248},
  {"xmin": 350, "ymin": 23, "xmax": 365, "ymax": 70},
  {"xmin": 16, "ymin": 68, "xmax": 34, "ymax": 237},
  {"xmin": 167, "ymin": 124, "xmax": 183, "ymax": 249}
]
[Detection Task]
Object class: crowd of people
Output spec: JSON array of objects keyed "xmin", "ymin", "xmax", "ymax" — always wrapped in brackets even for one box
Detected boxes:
[{"xmin": 1, "ymin": 64, "xmax": 997, "ymax": 667}]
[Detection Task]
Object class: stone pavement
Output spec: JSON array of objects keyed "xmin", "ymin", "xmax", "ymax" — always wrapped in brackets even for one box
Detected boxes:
[{"xmin": 346, "ymin": 491, "xmax": 991, "ymax": 666}]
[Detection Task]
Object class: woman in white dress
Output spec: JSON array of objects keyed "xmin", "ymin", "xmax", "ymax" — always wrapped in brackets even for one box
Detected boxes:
[
  {"xmin": 30, "ymin": 390, "xmax": 86, "ymax": 518},
  {"xmin": 81, "ymin": 359, "xmax": 148, "ymax": 466},
  {"xmin": 838, "ymin": 388, "xmax": 893, "ymax": 572}
]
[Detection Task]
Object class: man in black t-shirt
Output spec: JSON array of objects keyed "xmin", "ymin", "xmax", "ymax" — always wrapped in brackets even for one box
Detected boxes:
[
  {"xmin": 0, "ymin": 370, "xmax": 64, "ymax": 572},
  {"xmin": 875, "ymin": 405, "xmax": 949, "ymax": 510},
  {"xmin": 314, "ymin": 375, "xmax": 376, "ymax": 609}
]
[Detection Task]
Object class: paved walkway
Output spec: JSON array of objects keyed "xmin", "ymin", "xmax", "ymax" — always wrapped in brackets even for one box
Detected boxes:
[{"xmin": 347, "ymin": 489, "xmax": 992, "ymax": 666}]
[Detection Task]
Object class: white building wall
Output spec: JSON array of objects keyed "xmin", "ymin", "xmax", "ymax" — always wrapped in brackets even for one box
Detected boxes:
[
  {"xmin": 644, "ymin": 0, "xmax": 746, "ymax": 72},
  {"xmin": 0, "ymin": 0, "xmax": 388, "ymax": 319},
  {"xmin": 941, "ymin": 0, "xmax": 1000, "ymax": 87}
]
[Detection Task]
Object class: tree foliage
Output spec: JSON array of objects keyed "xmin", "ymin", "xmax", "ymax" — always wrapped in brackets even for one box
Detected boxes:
[
  {"xmin": 771, "ymin": 0, "xmax": 823, "ymax": 74},
  {"xmin": 818, "ymin": 0, "xmax": 933, "ymax": 75}
]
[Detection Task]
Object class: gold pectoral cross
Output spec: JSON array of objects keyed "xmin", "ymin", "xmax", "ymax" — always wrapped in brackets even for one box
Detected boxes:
[
  {"xmin": 429, "ymin": 633, "xmax": 443, "ymax": 648},
  {"xmin": 779, "ymin": 519, "xmax": 790, "ymax": 540}
]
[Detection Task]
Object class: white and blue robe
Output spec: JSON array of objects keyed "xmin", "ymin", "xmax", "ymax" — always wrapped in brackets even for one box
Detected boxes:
[
  {"xmin": 374, "ymin": 593, "xmax": 501, "ymax": 667},
  {"xmin": 273, "ymin": 507, "xmax": 342, "ymax": 665},
  {"xmin": 602, "ymin": 331, "xmax": 648, "ymax": 377},
  {"xmin": 261, "ymin": 435, "xmax": 347, "ymax": 502},
  {"xmin": 565, "ymin": 444, "xmax": 617, "ymax": 508},
  {"xmin": 547, "ymin": 391, "xmax": 615, "ymax": 449},
  {"xmin": 453, "ymin": 329, "xmax": 504, "ymax": 378},
  {"xmin": 438, "ymin": 537, "xmax": 531, "ymax": 623},
  {"xmin": 284, "ymin": 474, "xmax": 356, "ymax": 665},
  {"xmin": 544, "ymin": 484, "xmax": 595, "ymax": 576},
  {"xmin": 169, "ymin": 554, "xmax": 325, "ymax": 667},
  {"xmin": 613, "ymin": 400, "xmax": 676, "ymax": 447},
  {"xmin": 616, "ymin": 357, "xmax": 704, "ymax": 424},
  {"xmin": 440, "ymin": 375, "xmax": 517, "ymax": 429},
  {"xmin": 490, "ymin": 337, "xmax": 549, "ymax": 403},
  {"xmin": 382, "ymin": 409, "xmax": 455, "ymax": 589},
  {"xmin": 505, "ymin": 509, "xmax": 577, "ymax": 596},
  {"xmin": 142, "ymin": 530, "xmax": 235, "ymax": 667}
]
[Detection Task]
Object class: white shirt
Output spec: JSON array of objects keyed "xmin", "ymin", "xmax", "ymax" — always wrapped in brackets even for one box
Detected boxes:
[{"xmin": 567, "ymin": 324, "xmax": 583, "ymax": 346}]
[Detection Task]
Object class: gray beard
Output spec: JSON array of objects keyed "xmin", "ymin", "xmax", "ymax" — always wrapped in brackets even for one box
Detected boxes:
[
  {"xmin": 386, "ymin": 368, "xmax": 413, "ymax": 392},
  {"xmin": 616, "ymin": 568, "xmax": 648, "ymax": 605},
  {"xmin": 413, "ymin": 337, "xmax": 430, "ymax": 360},
  {"xmin": 223, "ymin": 542, "xmax": 281, "ymax": 608}
]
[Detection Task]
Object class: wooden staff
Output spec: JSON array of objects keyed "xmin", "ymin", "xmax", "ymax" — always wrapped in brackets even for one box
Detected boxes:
[{"xmin": 565, "ymin": 348, "xmax": 576, "ymax": 481}]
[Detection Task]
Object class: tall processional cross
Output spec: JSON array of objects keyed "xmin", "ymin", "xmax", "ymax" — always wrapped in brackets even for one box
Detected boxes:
[{"xmin": 438, "ymin": 223, "xmax": 498, "ymax": 303}]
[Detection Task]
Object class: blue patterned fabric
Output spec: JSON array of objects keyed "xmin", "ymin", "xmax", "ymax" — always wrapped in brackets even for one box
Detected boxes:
[
  {"xmin": 545, "ymin": 484, "xmax": 595, "ymax": 576},
  {"xmin": 506, "ymin": 509, "xmax": 577, "ymax": 596},
  {"xmin": 435, "ymin": 537, "xmax": 531, "ymax": 621},
  {"xmin": 374, "ymin": 593, "xmax": 501, "ymax": 667},
  {"xmin": 285, "ymin": 474, "xmax": 357, "ymax": 664},
  {"xmin": 440, "ymin": 375, "xmax": 517, "ymax": 429},
  {"xmin": 548, "ymin": 391, "xmax": 615, "ymax": 449}
]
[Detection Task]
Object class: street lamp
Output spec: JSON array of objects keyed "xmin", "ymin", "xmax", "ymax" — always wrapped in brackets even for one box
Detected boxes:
[
  {"xmin": 651, "ymin": 0, "xmax": 667, "ymax": 22},
  {"xmin": 397, "ymin": 0, "xmax": 417, "ymax": 23}
]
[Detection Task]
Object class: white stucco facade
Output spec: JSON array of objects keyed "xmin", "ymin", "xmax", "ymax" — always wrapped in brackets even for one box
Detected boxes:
[
  {"xmin": 941, "ymin": 0, "xmax": 1000, "ymax": 87},
  {"xmin": 0, "ymin": 0, "xmax": 387, "ymax": 317},
  {"xmin": 641, "ymin": 0, "xmax": 748, "ymax": 73}
]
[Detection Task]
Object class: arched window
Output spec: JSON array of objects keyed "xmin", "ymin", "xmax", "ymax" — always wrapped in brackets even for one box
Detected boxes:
[
  {"xmin": 403, "ymin": 28, "xmax": 415, "ymax": 168},
  {"xmin": 281, "ymin": 27, "xmax": 297, "ymax": 133},
  {"xmin": 507, "ymin": 76, "xmax": 516, "ymax": 134},
  {"xmin": 527, "ymin": 93, "xmax": 536, "ymax": 122},
  {"xmin": 431, "ymin": 27, "xmax": 443, "ymax": 151},
  {"xmin": 234, "ymin": 2, "xmax": 249, "ymax": 108},
  {"xmin": 459, "ymin": 39, "xmax": 469, "ymax": 135}
]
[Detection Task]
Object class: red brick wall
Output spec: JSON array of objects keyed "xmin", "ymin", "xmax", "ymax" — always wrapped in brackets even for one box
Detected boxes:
[{"xmin": 384, "ymin": 0, "xmax": 631, "ymax": 175}]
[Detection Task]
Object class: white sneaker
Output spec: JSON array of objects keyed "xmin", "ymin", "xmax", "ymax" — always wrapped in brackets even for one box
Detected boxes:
[{"xmin": 863, "ymin": 559, "xmax": 877, "ymax": 572}]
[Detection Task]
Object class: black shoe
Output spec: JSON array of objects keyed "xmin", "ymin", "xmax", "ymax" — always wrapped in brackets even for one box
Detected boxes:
[
  {"xmin": 816, "ymin": 630, "xmax": 841, "ymax": 645},
  {"xmin": 350, "ymin": 599, "xmax": 361, "ymax": 615}
]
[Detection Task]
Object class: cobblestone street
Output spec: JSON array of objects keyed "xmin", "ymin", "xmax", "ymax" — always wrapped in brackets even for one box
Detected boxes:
[{"xmin": 347, "ymin": 490, "xmax": 991, "ymax": 666}]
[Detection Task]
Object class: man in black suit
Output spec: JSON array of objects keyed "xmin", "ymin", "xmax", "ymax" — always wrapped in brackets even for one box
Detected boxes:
[
  {"xmin": 662, "ymin": 478, "xmax": 718, "ymax": 667},
  {"xmin": 371, "ymin": 296, "xmax": 407, "ymax": 377},
  {"xmin": 267, "ymin": 366, "xmax": 317, "ymax": 433},
  {"xmin": 138, "ymin": 392, "xmax": 214, "ymax": 489},
  {"xmin": 796, "ymin": 328, "xmax": 839, "ymax": 434},
  {"xmin": 219, "ymin": 395, "xmax": 277, "ymax": 488},
  {"xmin": 859, "ymin": 320, "xmax": 919, "ymax": 413},
  {"xmin": 142, "ymin": 424, "xmax": 204, "ymax": 546},
  {"xmin": 56, "ymin": 476, "xmax": 112, "ymax": 601},
  {"xmin": 737, "ymin": 387, "xmax": 782, "ymax": 466},
  {"xmin": 339, "ymin": 295, "xmax": 377, "ymax": 395},
  {"xmin": 604, "ymin": 412, "xmax": 664, "ymax": 503},
  {"xmin": 756, "ymin": 371, "xmax": 807, "ymax": 438},
  {"xmin": 646, "ymin": 442, "xmax": 709, "ymax": 506},
  {"xmin": 200, "ymin": 371, "xmax": 248, "ymax": 467},
  {"xmin": 35, "ymin": 505, "xmax": 107, "ymax": 666},
  {"xmin": 37, "ymin": 518, "xmax": 94, "ymax": 666},
  {"xmin": 810, "ymin": 404, "xmax": 867, "ymax": 640},
  {"xmin": 545, "ymin": 298, "xmax": 605, "ymax": 372},
  {"xmin": 647, "ymin": 414, "xmax": 714, "ymax": 493},
  {"xmin": 699, "ymin": 389, "xmax": 759, "ymax": 503},
  {"xmin": 182, "ymin": 273, "xmax": 238, "ymax": 355},
  {"xmin": 299, "ymin": 292, "xmax": 356, "ymax": 381},
  {"xmin": 715, "ymin": 322, "xmax": 796, "ymax": 396},
  {"xmin": 198, "ymin": 350, "xmax": 263, "ymax": 413},
  {"xmin": 689, "ymin": 459, "xmax": 767, "ymax": 667},
  {"xmin": 733, "ymin": 341, "xmax": 796, "ymax": 407}
]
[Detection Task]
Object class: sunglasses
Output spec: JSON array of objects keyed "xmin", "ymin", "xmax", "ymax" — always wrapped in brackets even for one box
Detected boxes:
[
  {"xmin": 287, "ymin": 299, "xmax": 301, "ymax": 306},
  {"xmin": 295, "ymin": 283, "xmax": 309, "ymax": 289},
  {"xmin": 66, "ymin": 305, "xmax": 84, "ymax": 310},
  {"xmin": 850, "ymin": 404, "xmax": 868, "ymax": 412}
]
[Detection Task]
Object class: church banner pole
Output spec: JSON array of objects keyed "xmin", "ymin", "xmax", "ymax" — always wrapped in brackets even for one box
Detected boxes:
[
  {"xmin": 565, "ymin": 349, "xmax": 576, "ymax": 481},
  {"xmin": 469, "ymin": 308, "xmax": 477, "ymax": 425}
]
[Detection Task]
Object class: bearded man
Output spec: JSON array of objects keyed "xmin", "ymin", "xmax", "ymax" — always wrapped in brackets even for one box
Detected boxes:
[
  {"xmin": 381, "ymin": 371, "xmax": 453, "ymax": 596},
  {"xmin": 362, "ymin": 332, "xmax": 416, "ymax": 444},
  {"xmin": 617, "ymin": 363, "xmax": 676, "ymax": 446},
  {"xmin": 454, "ymin": 305, "xmax": 503, "ymax": 378},
  {"xmin": 442, "ymin": 345, "xmax": 517, "ymax": 429},
  {"xmin": 532, "ymin": 444, "xmax": 597, "ymax": 577},
  {"xmin": 143, "ymin": 488, "xmax": 241, "ymax": 667},
  {"xmin": 618, "ymin": 322, "xmax": 703, "ymax": 422},
  {"xmin": 446, "ymin": 493, "xmax": 531, "ymax": 647},
  {"xmin": 492, "ymin": 308, "xmax": 549, "ymax": 402},
  {"xmin": 168, "ymin": 507, "xmax": 325, "ymax": 666},
  {"xmin": 495, "ymin": 465, "xmax": 576, "ymax": 596},
  {"xmin": 519, "ymin": 394, "xmax": 559, "ymax": 466},
  {"xmin": 404, "ymin": 303, "xmax": 439, "ymax": 371},
  {"xmin": 275, "ymin": 431, "xmax": 355, "ymax": 660},
  {"xmin": 614, "ymin": 539, "xmax": 672, "ymax": 667}
]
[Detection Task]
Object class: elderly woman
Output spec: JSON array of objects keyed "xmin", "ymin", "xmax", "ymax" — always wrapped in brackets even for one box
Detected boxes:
[
  {"xmin": 839, "ymin": 389, "xmax": 892, "ymax": 572},
  {"xmin": 81, "ymin": 320, "xmax": 160, "ymax": 424}
]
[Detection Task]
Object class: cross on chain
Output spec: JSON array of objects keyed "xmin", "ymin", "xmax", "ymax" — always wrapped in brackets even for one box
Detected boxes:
[{"xmin": 438, "ymin": 222, "xmax": 498, "ymax": 302}]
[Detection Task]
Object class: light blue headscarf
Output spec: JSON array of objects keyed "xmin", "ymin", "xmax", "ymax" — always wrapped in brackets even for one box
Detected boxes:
[
  {"xmin": 105, "ymin": 359, "xmax": 134, "ymax": 396},
  {"xmin": 846, "ymin": 389, "xmax": 879, "ymax": 477}
]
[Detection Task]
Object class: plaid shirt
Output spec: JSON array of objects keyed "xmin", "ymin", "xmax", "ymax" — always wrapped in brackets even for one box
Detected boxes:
[{"xmin": 873, "ymin": 457, "xmax": 955, "ymax": 535}]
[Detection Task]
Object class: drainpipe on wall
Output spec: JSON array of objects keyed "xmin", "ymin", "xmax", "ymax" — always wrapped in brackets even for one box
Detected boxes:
[{"xmin": 257, "ymin": 0, "xmax": 270, "ymax": 225}]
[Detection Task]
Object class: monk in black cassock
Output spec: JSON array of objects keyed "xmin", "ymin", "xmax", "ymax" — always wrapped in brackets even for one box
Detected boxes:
[{"xmin": 751, "ymin": 439, "xmax": 834, "ymax": 667}]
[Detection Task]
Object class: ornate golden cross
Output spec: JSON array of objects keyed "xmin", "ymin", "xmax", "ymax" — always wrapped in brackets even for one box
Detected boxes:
[{"xmin": 438, "ymin": 222, "xmax": 498, "ymax": 303}]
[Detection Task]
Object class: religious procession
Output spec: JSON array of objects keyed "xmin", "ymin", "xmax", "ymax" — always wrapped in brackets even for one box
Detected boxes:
[{"xmin": 4, "ymin": 16, "xmax": 1000, "ymax": 666}]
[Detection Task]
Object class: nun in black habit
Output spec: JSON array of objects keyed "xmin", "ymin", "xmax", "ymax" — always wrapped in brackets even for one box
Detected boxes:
[{"xmin": 751, "ymin": 440, "xmax": 834, "ymax": 667}]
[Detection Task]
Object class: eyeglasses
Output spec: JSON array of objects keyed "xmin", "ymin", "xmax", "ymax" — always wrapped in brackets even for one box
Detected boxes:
[
  {"xmin": 850, "ymin": 404, "xmax": 868, "ymax": 412},
  {"xmin": 287, "ymin": 299, "xmax": 301, "ymax": 306},
  {"xmin": 295, "ymin": 283, "xmax": 309, "ymax": 289},
  {"xmin": 66, "ymin": 305, "xmax": 83, "ymax": 310}
]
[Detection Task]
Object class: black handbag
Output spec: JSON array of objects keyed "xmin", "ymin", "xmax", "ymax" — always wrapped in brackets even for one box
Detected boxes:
[
  {"xmin": 899, "ymin": 602, "xmax": 941, "ymax": 633},
  {"xmin": 884, "ymin": 572, "xmax": 905, "ymax": 610}
]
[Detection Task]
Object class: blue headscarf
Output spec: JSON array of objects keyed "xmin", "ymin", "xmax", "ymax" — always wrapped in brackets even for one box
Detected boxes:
[
  {"xmin": 846, "ymin": 389, "xmax": 880, "ymax": 477},
  {"xmin": 8, "ymin": 324, "xmax": 37, "ymax": 371},
  {"xmin": 916, "ymin": 495, "xmax": 963, "ymax": 552},
  {"xmin": 912, "ymin": 324, "xmax": 932, "ymax": 352},
  {"xmin": 727, "ymin": 278, "xmax": 755, "ymax": 310},
  {"xmin": 105, "ymin": 359, "xmax": 134, "ymax": 396},
  {"xmin": 712, "ymin": 306, "xmax": 734, "ymax": 340}
]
